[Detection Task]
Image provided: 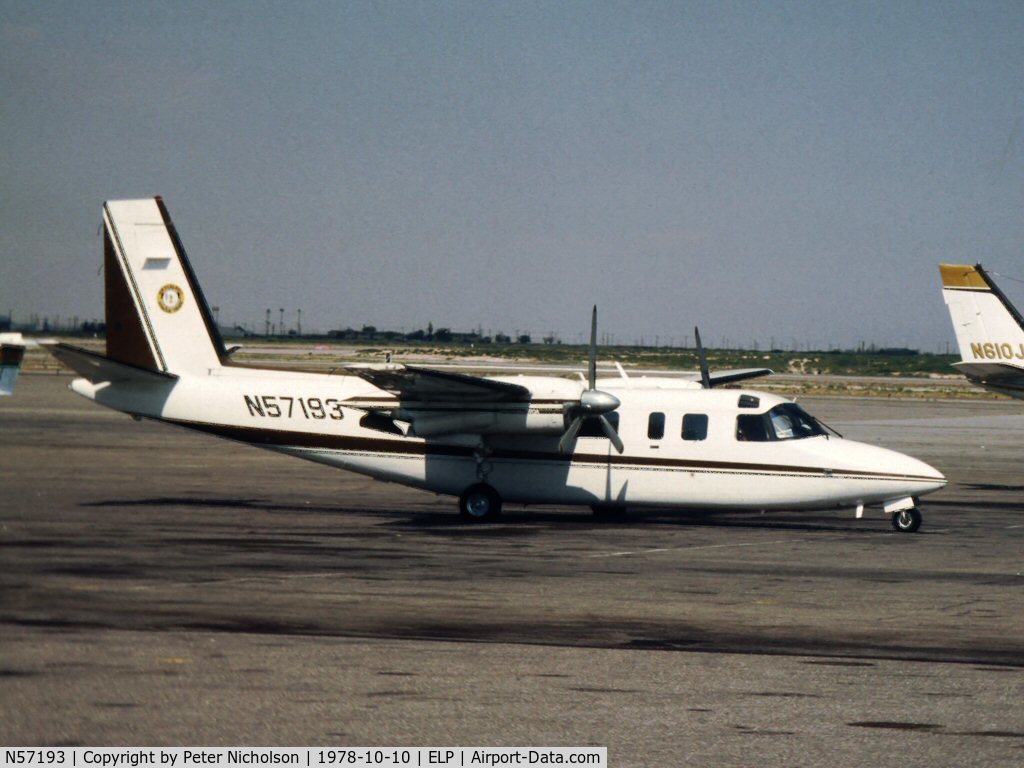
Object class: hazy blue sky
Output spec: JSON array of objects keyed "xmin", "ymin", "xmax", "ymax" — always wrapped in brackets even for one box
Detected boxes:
[{"xmin": 3, "ymin": 0, "xmax": 1024, "ymax": 351}]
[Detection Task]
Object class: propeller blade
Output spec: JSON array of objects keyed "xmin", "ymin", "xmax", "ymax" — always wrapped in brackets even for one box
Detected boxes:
[
  {"xmin": 559, "ymin": 416, "xmax": 584, "ymax": 454},
  {"xmin": 695, "ymin": 326, "xmax": 711, "ymax": 389},
  {"xmin": 588, "ymin": 305, "xmax": 598, "ymax": 390},
  {"xmin": 598, "ymin": 415, "xmax": 625, "ymax": 454},
  {"xmin": 561, "ymin": 306, "xmax": 622, "ymax": 455}
]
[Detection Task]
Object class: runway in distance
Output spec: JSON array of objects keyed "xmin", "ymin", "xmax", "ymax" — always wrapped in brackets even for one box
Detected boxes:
[
  {"xmin": 44, "ymin": 198, "xmax": 946, "ymax": 531},
  {"xmin": 940, "ymin": 263, "xmax": 1024, "ymax": 400}
]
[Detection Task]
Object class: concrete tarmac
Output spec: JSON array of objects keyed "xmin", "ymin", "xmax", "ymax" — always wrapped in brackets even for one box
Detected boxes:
[{"xmin": 2, "ymin": 375, "xmax": 1023, "ymax": 766}]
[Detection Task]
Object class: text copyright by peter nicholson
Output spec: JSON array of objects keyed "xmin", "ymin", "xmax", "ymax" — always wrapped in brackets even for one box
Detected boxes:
[{"xmin": 1, "ymin": 748, "xmax": 607, "ymax": 768}]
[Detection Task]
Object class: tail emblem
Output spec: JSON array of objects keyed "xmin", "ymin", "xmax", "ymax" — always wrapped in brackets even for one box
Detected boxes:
[{"xmin": 157, "ymin": 284, "xmax": 184, "ymax": 313}]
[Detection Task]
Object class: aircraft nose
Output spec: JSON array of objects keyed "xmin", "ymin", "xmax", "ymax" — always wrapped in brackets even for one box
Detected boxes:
[
  {"xmin": 829, "ymin": 438, "xmax": 946, "ymax": 496},
  {"xmin": 869, "ymin": 444, "xmax": 946, "ymax": 492},
  {"xmin": 905, "ymin": 455, "xmax": 947, "ymax": 490}
]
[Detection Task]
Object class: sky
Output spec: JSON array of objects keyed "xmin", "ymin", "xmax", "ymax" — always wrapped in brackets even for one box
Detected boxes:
[{"xmin": 2, "ymin": 0, "xmax": 1024, "ymax": 352}]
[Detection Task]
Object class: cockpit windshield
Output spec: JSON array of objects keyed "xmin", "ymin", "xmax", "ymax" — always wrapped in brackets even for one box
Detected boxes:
[{"xmin": 736, "ymin": 403, "xmax": 829, "ymax": 442}]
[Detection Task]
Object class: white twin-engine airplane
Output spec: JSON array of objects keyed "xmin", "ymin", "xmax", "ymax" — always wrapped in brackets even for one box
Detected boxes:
[
  {"xmin": 940, "ymin": 263, "xmax": 1024, "ymax": 400},
  {"xmin": 46, "ymin": 198, "xmax": 945, "ymax": 531}
]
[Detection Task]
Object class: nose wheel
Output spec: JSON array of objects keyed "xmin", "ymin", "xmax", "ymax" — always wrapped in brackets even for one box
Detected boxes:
[{"xmin": 892, "ymin": 507, "xmax": 922, "ymax": 533}]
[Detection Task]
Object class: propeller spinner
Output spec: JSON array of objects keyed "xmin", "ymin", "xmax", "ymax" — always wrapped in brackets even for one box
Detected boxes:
[{"xmin": 559, "ymin": 306, "xmax": 624, "ymax": 454}]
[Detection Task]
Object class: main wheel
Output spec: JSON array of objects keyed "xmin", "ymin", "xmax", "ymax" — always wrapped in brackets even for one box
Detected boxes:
[
  {"xmin": 892, "ymin": 507, "xmax": 922, "ymax": 533},
  {"xmin": 591, "ymin": 504, "xmax": 627, "ymax": 521},
  {"xmin": 459, "ymin": 483, "xmax": 502, "ymax": 521}
]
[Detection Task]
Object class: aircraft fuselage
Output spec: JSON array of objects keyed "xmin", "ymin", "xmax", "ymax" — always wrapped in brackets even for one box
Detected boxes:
[{"xmin": 72, "ymin": 369, "xmax": 945, "ymax": 513}]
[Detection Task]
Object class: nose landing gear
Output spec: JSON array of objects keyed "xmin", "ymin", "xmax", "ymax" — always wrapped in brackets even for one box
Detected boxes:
[
  {"xmin": 884, "ymin": 496, "xmax": 923, "ymax": 533},
  {"xmin": 891, "ymin": 507, "xmax": 923, "ymax": 533}
]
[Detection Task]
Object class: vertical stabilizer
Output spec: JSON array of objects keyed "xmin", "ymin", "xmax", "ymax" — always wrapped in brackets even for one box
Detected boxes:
[
  {"xmin": 103, "ymin": 198, "xmax": 225, "ymax": 374},
  {"xmin": 940, "ymin": 264, "xmax": 1024, "ymax": 365}
]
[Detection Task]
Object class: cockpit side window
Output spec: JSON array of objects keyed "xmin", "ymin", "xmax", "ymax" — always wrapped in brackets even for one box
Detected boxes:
[
  {"xmin": 770, "ymin": 403, "xmax": 826, "ymax": 439},
  {"xmin": 735, "ymin": 403, "xmax": 827, "ymax": 442}
]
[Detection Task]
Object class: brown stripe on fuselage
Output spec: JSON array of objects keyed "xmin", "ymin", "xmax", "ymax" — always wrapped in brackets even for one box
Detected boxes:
[{"xmin": 155, "ymin": 417, "xmax": 941, "ymax": 483}]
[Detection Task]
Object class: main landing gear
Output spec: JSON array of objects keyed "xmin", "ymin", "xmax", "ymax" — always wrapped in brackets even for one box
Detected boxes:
[
  {"xmin": 590, "ymin": 504, "xmax": 627, "ymax": 521},
  {"xmin": 891, "ymin": 507, "xmax": 923, "ymax": 533},
  {"xmin": 459, "ymin": 483, "xmax": 502, "ymax": 521}
]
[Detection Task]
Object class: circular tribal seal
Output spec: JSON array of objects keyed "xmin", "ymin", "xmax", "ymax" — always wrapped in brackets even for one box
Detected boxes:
[{"xmin": 157, "ymin": 283, "xmax": 184, "ymax": 313}]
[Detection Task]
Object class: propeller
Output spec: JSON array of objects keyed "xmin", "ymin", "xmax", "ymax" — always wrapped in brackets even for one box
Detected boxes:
[
  {"xmin": 559, "ymin": 306, "xmax": 624, "ymax": 454},
  {"xmin": 694, "ymin": 326, "xmax": 711, "ymax": 389}
]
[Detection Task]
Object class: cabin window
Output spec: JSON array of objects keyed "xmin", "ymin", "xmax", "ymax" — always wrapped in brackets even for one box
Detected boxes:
[
  {"xmin": 647, "ymin": 412, "xmax": 665, "ymax": 440},
  {"xmin": 735, "ymin": 403, "xmax": 827, "ymax": 442},
  {"xmin": 580, "ymin": 411, "xmax": 619, "ymax": 437},
  {"xmin": 682, "ymin": 413, "xmax": 708, "ymax": 441},
  {"xmin": 738, "ymin": 394, "xmax": 760, "ymax": 409}
]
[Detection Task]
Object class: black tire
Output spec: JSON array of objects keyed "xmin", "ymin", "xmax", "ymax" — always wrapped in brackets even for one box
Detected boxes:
[
  {"xmin": 591, "ymin": 505, "xmax": 627, "ymax": 521},
  {"xmin": 892, "ymin": 507, "xmax": 922, "ymax": 533},
  {"xmin": 459, "ymin": 483, "xmax": 502, "ymax": 521}
]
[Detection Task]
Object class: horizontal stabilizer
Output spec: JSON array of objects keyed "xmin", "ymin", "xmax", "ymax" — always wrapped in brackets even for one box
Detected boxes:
[
  {"xmin": 348, "ymin": 364, "xmax": 532, "ymax": 402},
  {"xmin": 953, "ymin": 361, "xmax": 1024, "ymax": 394},
  {"xmin": 47, "ymin": 343, "xmax": 178, "ymax": 385}
]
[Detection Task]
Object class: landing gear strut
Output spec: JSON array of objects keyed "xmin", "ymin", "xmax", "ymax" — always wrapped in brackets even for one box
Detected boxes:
[
  {"xmin": 459, "ymin": 483, "xmax": 502, "ymax": 521},
  {"xmin": 891, "ymin": 507, "xmax": 922, "ymax": 533}
]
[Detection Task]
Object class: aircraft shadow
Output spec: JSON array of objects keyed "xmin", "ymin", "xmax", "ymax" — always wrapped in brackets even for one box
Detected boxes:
[{"xmin": 80, "ymin": 497, "xmax": 919, "ymax": 535}]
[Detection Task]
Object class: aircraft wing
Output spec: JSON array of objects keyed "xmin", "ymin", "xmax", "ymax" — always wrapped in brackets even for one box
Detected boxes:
[
  {"xmin": 47, "ymin": 343, "xmax": 178, "ymax": 385},
  {"xmin": 347, "ymin": 364, "xmax": 532, "ymax": 403},
  {"xmin": 682, "ymin": 367, "xmax": 773, "ymax": 387}
]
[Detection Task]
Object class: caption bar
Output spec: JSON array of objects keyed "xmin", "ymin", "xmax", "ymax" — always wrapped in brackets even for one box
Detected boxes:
[{"xmin": 1, "ymin": 750, "xmax": 607, "ymax": 768}]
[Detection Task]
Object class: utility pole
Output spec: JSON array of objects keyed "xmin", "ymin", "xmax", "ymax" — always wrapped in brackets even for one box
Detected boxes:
[
  {"xmin": 297, "ymin": 309, "xmax": 302, "ymax": 336},
  {"xmin": 279, "ymin": 308, "xmax": 284, "ymax": 335},
  {"xmin": 265, "ymin": 309, "xmax": 271, "ymax": 337}
]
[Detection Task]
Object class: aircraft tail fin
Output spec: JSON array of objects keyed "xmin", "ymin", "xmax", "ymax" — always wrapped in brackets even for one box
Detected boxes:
[
  {"xmin": 0, "ymin": 335, "xmax": 26, "ymax": 395},
  {"xmin": 940, "ymin": 264, "xmax": 1024, "ymax": 366},
  {"xmin": 102, "ymin": 197, "xmax": 226, "ymax": 375}
]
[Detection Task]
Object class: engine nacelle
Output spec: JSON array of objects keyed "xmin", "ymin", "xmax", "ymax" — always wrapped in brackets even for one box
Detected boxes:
[{"xmin": 396, "ymin": 408, "xmax": 565, "ymax": 438}]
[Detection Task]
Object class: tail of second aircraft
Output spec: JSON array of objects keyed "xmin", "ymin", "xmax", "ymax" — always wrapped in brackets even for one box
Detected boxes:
[
  {"xmin": 0, "ymin": 334, "xmax": 26, "ymax": 395},
  {"xmin": 939, "ymin": 263, "xmax": 1024, "ymax": 398}
]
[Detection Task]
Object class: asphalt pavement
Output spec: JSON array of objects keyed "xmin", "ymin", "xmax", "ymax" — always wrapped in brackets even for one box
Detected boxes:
[{"xmin": 2, "ymin": 375, "xmax": 1022, "ymax": 766}]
